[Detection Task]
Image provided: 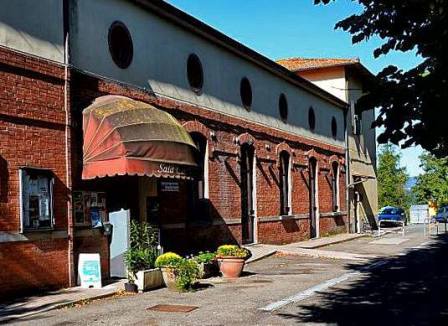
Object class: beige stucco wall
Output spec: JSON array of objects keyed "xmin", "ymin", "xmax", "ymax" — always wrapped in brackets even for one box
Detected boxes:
[
  {"xmin": 0, "ymin": 0, "xmax": 64, "ymax": 62},
  {"xmin": 69, "ymin": 0, "xmax": 345, "ymax": 149},
  {"xmin": 297, "ymin": 67, "xmax": 347, "ymax": 102}
]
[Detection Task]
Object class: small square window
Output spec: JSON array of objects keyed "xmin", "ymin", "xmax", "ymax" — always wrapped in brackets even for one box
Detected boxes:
[{"xmin": 19, "ymin": 168, "xmax": 54, "ymax": 232}]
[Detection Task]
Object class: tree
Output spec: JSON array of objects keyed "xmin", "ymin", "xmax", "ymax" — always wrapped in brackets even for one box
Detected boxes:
[
  {"xmin": 315, "ymin": 0, "xmax": 448, "ymax": 158},
  {"xmin": 412, "ymin": 153, "xmax": 448, "ymax": 206},
  {"xmin": 377, "ymin": 144, "xmax": 409, "ymax": 209}
]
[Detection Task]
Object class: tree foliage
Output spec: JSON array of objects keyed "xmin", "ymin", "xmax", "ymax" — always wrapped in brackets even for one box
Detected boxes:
[
  {"xmin": 315, "ymin": 0, "xmax": 448, "ymax": 157},
  {"xmin": 377, "ymin": 144, "xmax": 409, "ymax": 209},
  {"xmin": 412, "ymin": 153, "xmax": 448, "ymax": 206}
]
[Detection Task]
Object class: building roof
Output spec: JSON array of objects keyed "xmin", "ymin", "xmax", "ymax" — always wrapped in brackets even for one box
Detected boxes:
[
  {"xmin": 277, "ymin": 57, "xmax": 376, "ymax": 87},
  {"xmin": 129, "ymin": 0, "xmax": 348, "ymax": 109},
  {"xmin": 276, "ymin": 58, "xmax": 360, "ymax": 72}
]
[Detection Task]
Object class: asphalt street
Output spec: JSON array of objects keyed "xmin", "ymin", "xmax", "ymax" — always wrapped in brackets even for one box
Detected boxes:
[{"xmin": 7, "ymin": 224, "xmax": 445, "ymax": 326}]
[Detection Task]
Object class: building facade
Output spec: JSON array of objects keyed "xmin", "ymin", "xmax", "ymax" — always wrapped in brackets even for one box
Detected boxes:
[
  {"xmin": 277, "ymin": 58, "xmax": 378, "ymax": 233},
  {"xmin": 1, "ymin": 0, "xmax": 349, "ymax": 298}
]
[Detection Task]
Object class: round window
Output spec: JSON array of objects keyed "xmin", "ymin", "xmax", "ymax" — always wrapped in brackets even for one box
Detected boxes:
[
  {"xmin": 279, "ymin": 93, "xmax": 288, "ymax": 122},
  {"xmin": 108, "ymin": 21, "xmax": 133, "ymax": 69},
  {"xmin": 187, "ymin": 54, "xmax": 204, "ymax": 93},
  {"xmin": 331, "ymin": 117, "xmax": 338, "ymax": 138},
  {"xmin": 308, "ymin": 107, "xmax": 316, "ymax": 131},
  {"xmin": 240, "ymin": 77, "xmax": 252, "ymax": 110}
]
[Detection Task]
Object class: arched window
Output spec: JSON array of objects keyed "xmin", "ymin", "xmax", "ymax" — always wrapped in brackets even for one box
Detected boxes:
[
  {"xmin": 240, "ymin": 143, "xmax": 256, "ymax": 244},
  {"xmin": 279, "ymin": 151, "xmax": 291, "ymax": 215},
  {"xmin": 331, "ymin": 161, "xmax": 340, "ymax": 212},
  {"xmin": 189, "ymin": 133, "xmax": 209, "ymax": 221}
]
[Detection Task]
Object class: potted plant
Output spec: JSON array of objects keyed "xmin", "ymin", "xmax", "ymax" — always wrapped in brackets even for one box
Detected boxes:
[
  {"xmin": 216, "ymin": 245, "xmax": 250, "ymax": 278},
  {"xmin": 155, "ymin": 252, "xmax": 183, "ymax": 290},
  {"xmin": 155, "ymin": 253, "xmax": 200, "ymax": 292},
  {"xmin": 124, "ymin": 221, "xmax": 163, "ymax": 292},
  {"xmin": 192, "ymin": 251, "xmax": 217, "ymax": 279},
  {"xmin": 173, "ymin": 258, "xmax": 200, "ymax": 292}
]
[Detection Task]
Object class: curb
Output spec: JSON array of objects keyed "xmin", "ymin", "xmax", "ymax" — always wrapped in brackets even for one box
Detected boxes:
[
  {"xmin": 246, "ymin": 250, "xmax": 277, "ymax": 264},
  {"xmin": 297, "ymin": 234, "xmax": 369, "ymax": 249},
  {"xmin": 0, "ymin": 291, "xmax": 119, "ymax": 324}
]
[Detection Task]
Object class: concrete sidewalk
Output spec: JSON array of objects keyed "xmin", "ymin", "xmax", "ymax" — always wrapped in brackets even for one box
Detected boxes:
[
  {"xmin": 0, "ymin": 279, "xmax": 125, "ymax": 324},
  {"xmin": 246, "ymin": 233, "xmax": 368, "ymax": 263},
  {"xmin": 1, "ymin": 233, "xmax": 364, "ymax": 324}
]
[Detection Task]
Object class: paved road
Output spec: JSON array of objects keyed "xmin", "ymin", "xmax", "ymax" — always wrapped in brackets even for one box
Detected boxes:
[{"xmin": 8, "ymin": 224, "xmax": 446, "ymax": 325}]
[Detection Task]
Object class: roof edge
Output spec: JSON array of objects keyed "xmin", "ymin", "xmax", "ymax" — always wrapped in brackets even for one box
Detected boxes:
[{"xmin": 130, "ymin": 0, "xmax": 348, "ymax": 110}]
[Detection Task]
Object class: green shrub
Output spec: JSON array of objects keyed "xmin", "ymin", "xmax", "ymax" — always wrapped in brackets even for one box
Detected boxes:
[
  {"xmin": 124, "ymin": 248, "xmax": 157, "ymax": 282},
  {"xmin": 216, "ymin": 245, "xmax": 249, "ymax": 258},
  {"xmin": 124, "ymin": 220, "xmax": 159, "ymax": 282},
  {"xmin": 129, "ymin": 220, "xmax": 158, "ymax": 250},
  {"xmin": 155, "ymin": 252, "xmax": 182, "ymax": 268},
  {"xmin": 174, "ymin": 259, "xmax": 200, "ymax": 291},
  {"xmin": 193, "ymin": 251, "xmax": 216, "ymax": 264}
]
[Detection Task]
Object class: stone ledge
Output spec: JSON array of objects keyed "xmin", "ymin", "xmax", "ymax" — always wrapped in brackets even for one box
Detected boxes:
[{"xmin": 0, "ymin": 230, "xmax": 68, "ymax": 243}]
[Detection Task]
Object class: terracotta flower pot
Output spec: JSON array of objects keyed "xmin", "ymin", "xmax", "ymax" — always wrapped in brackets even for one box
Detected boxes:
[
  {"xmin": 161, "ymin": 267, "xmax": 178, "ymax": 291},
  {"xmin": 217, "ymin": 257, "xmax": 245, "ymax": 278}
]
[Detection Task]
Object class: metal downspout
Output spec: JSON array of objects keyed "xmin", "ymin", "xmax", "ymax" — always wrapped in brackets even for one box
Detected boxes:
[{"xmin": 63, "ymin": 0, "xmax": 75, "ymax": 287}]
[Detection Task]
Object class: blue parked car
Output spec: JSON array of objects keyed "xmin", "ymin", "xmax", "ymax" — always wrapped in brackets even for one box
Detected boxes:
[
  {"xmin": 434, "ymin": 205, "xmax": 448, "ymax": 223},
  {"xmin": 378, "ymin": 206, "xmax": 407, "ymax": 225}
]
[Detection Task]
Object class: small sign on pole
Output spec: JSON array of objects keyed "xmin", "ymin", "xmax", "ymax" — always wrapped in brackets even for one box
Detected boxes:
[{"xmin": 78, "ymin": 253, "xmax": 102, "ymax": 289}]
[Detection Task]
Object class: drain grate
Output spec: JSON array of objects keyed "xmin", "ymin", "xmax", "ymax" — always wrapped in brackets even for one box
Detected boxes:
[
  {"xmin": 248, "ymin": 279, "xmax": 273, "ymax": 284},
  {"xmin": 147, "ymin": 304, "xmax": 199, "ymax": 313}
]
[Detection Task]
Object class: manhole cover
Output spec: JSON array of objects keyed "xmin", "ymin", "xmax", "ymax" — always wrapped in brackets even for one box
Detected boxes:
[
  {"xmin": 147, "ymin": 304, "xmax": 199, "ymax": 313},
  {"xmin": 248, "ymin": 279, "xmax": 273, "ymax": 284}
]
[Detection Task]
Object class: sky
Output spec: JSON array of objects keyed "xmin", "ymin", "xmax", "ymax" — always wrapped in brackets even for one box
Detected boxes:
[{"xmin": 167, "ymin": 0, "xmax": 424, "ymax": 176}]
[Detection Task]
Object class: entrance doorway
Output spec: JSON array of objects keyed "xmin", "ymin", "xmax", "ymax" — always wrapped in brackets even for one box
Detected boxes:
[
  {"xmin": 241, "ymin": 144, "xmax": 255, "ymax": 244},
  {"xmin": 309, "ymin": 158, "xmax": 319, "ymax": 238}
]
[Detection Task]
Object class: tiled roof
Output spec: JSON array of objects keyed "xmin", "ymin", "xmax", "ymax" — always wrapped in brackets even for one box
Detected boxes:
[{"xmin": 276, "ymin": 57, "xmax": 360, "ymax": 72}]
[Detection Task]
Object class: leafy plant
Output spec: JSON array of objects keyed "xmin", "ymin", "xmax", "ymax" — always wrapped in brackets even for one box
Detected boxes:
[
  {"xmin": 413, "ymin": 153, "xmax": 448, "ymax": 207},
  {"xmin": 155, "ymin": 252, "xmax": 182, "ymax": 268},
  {"xmin": 124, "ymin": 248, "xmax": 157, "ymax": 282},
  {"xmin": 216, "ymin": 245, "xmax": 249, "ymax": 258},
  {"xmin": 174, "ymin": 259, "xmax": 200, "ymax": 291},
  {"xmin": 124, "ymin": 220, "xmax": 159, "ymax": 282},
  {"xmin": 193, "ymin": 251, "xmax": 216, "ymax": 264},
  {"xmin": 129, "ymin": 220, "xmax": 158, "ymax": 250},
  {"xmin": 316, "ymin": 0, "xmax": 448, "ymax": 157}
]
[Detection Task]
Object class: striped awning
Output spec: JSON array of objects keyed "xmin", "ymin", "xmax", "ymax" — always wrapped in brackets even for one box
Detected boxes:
[{"xmin": 82, "ymin": 95, "xmax": 197, "ymax": 180}]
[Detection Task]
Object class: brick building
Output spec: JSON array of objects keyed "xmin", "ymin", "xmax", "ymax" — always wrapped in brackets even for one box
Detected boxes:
[
  {"xmin": 277, "ymin": 58, "xmax": 378, "ymax": 233},
  {"xmin": 1, "ymin": 0, "xmax": 349, "ymax": 298}
]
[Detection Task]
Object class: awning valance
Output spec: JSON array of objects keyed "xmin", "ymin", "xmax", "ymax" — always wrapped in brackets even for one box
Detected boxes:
[{"xmin": 82, "ymin": 95, "xmax": 198, "ymax": 180}]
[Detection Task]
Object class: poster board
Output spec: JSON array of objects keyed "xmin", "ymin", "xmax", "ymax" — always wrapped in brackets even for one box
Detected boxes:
[
  {"xmin": 74, "ymin": 191, "xmax": 107, "ymax": 227},
  {"xmin": 78, "ymin": 253, "xmax": 102, "ymax": 289}
]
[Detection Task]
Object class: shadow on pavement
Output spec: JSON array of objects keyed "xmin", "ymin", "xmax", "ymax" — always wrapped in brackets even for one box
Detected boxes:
[{"xmin": 277, "ymin": 234, "xmax": 448, "ymax": 326}]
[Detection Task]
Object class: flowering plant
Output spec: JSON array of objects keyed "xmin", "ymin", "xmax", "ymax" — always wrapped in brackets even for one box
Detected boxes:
[
  {"xmin": 155, "ymin": 252, "xmax": 182, "ymax": 268},
  {"xmin": 216, "ymin": 245, "xmax": 249, "ymax": 258}
]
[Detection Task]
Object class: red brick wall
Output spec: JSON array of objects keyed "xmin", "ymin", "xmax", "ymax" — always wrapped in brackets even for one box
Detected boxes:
[
  {"xmin": 0, "ymin": 47, "xmax": 348, "ymax": 299},
  {"xmin": 70, "ymin": 71, "xmax": 347, "ymax": 248},
  {"xmin": 0, "ymin": 47, "xmax": 72, "ymax": 298},
  {"xmin": 0, "ymin": 239, "xmax": 69, "ymax": 299},
  {"xmin": 0, "ymin": 47, "xmax": 67, "ymax": 232},
  {"xmin": 258, "ymin": 219, "xmax": 310, "ymax": 245},
  {"xmin": 74, "ymin": 234, "xmax": 110, "ymax": 280}
]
